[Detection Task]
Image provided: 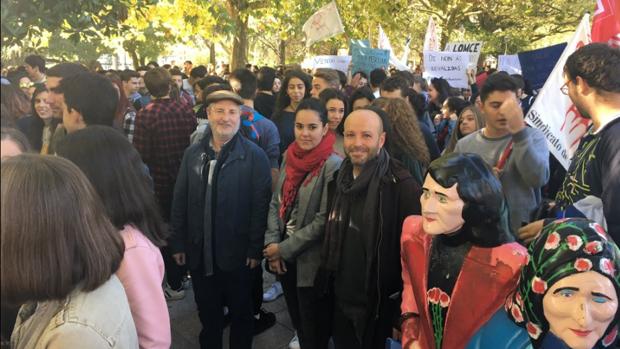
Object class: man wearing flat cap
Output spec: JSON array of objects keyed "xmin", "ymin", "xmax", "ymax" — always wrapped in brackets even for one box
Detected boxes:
[{"xmin": 170, "ymin": 90, "xmax": 272, "ymax": 349}]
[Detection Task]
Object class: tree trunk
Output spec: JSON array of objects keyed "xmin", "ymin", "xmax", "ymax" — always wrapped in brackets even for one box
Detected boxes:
[
  {"xmin": 279, "ymin": 39, "xmax": 286, "ymax": 66},
  {"xmin": 231, "ymin": 14, "xmax": 248, "ymax": 69},
  {"xmin": 209, "ymin": 41, "xmax": 216, "ymax": 67}
]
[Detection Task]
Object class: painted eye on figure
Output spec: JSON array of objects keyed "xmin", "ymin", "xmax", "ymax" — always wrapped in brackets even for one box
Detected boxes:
[{"xmin": 558, "ymin": 289, "xmax": 576, "ymax": 298}]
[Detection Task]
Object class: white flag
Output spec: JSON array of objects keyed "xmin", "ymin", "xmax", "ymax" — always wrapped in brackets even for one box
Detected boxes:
[
  {"xmin": 377, "ymin": 25, "xmax": 409, "ymax": 71},
  {"xmin": 423, "ymin": 17, "xmax": 439, "ymax": 51},
  {"xmin": 302, "ymin": 1, "xmax": 345, "ymax": 47},
  {"xmin": 525, "ymin": 14, "xmax": 592, "ymax": 170},
  {"xmin": 400, "ymin": 37, "xmax": 411, "ymax": 64}
]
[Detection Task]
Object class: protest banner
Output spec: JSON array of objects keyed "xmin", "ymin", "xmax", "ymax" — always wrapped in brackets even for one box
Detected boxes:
[
  {"xmin": 444, "ymin": 41, "xmax": 483, "ymax": 67},
  {"xmin": 422, "ymin": 51, "xmax": 470, "ymax": 88},
  {"xmin": 497, "ymin": 55, "xmax": 522, "ymax": 74},
  {"xmin": 592, "ymin": 0, "xmax": 620, "ymax": 47},
  {"xmin": 351, "ymin": 45, "xmax": 390, "ymax": 76},
  {"xmin": 525, "ymin": 14, "xmax": 591, "ymax": 170},
  {"xmin": 301, "ymin": 55, "xmax": 352, "ymax": 73},
  {"xmin": 423, "ymin": 17, "xmax": 439, "ymax": 51},
  {"xmin": 518, "ymin": 42, "xmax": 567, "ymax": 91},
  {"xmin": 302, "ymin": 1, "xmax": 344, "ymax": 47},
  {"xmin": 378, "ymin": 25, "xmax": 409, "ymax": 71}
]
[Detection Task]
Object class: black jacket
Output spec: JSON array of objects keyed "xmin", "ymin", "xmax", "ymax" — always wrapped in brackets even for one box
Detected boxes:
[
  {"xmin": 323, "ymin": 159, "xmax": 421, "ymax": 348},
  {"xmin": 169, "ymin": 130, "xmax": 272, "ymax": 272}
]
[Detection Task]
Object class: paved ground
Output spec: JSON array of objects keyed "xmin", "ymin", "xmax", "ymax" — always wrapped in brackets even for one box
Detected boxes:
[{"xmin": 168, "ymin": 270, "xmax": 295, "ymax": 349}]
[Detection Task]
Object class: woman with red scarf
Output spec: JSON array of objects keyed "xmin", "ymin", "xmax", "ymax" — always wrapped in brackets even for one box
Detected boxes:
[{"xmin": 263, "ymin": 98, "xmax": 342, "ymax": 349}]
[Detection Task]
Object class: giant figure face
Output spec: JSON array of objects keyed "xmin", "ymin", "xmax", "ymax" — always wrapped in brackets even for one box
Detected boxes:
[
  {"xmin": 421, "ymin": 175, "xmax": 465, "ymax": 235},
  {"xmin": 543, "ymin": 271, "xmax": 618, "ymax": 349}
]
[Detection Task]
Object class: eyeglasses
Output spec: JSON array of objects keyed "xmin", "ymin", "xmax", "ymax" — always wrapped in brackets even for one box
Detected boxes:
[
  {"xmin": 19, "ymin": 82, "xmax": 34, "ymax": 89},
  {"xmin": 560, "ymin": 81, "xmax": 569, "ymax": 95}
]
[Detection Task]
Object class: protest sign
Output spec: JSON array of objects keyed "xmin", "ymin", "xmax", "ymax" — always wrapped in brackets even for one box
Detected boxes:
[
  {"xmin": 498, "ymin": 55, "xmax": 522, "ymax": 74},
  {"xmin": 351, "ymin": 45, "xmax": 390, "ymax": 76},
  {"xmin": 518, "ymin": 42, "xmax": 567, "ymax": 91},
  {"xmin": 301, "ymin": 55, "xmax": 352, "ymax": 73},
  {"xmin": 423, "ymin": 51, "xmax": 470, "ymax": 88},
  {"xmin": 444, "ymin": 41, "xmax": 483, "ymax": 67},
  {"xmin": 525, "ymin": 14, "xmax": 591, "ymax": 170}
]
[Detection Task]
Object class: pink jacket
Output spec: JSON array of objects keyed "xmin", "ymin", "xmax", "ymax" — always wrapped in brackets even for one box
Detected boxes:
[{"xmin": 117, "ymin": 225, "xmax": 170, "ymax": 349}]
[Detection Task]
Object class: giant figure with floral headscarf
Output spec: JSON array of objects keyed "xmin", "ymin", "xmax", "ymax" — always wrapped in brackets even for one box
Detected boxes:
[
  {"xmin": 507, "ymin": 218, "xmax": 619, "ymax": 349},
  {"xmin": 400, "ymin": 152, "xmax": 530, "ymax": 349}
]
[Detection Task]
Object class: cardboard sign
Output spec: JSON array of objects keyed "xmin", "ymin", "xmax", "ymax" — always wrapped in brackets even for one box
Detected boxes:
[
  {"xmin": 301, "ymin": 55, "xmax": 352, "ymax": 73},
  {"xmin": 444, "ymin": 41, "xmax": 483, "ymax": 67},
  {"xmin": 351, "ymin": 45, "xmax": 390, "ymax": 76},
  {"xmin": 423, "ymin": 51, "xmax": 470, "ymax": 88},
  {"xmin": 498, "ymin": 55, "xmax": 522, "ymax": 74}
]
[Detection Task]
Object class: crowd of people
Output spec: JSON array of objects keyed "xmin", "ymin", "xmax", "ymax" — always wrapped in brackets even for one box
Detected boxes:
[{"xmin": 0, "ymin": 42, "xmax": 619, "ymax": 349}]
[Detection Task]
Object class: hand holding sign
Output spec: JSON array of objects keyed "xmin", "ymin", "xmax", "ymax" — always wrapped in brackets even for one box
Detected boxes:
[{"xmin": 500, "ymin": 96, "xmax": 526, "ymax": 134}]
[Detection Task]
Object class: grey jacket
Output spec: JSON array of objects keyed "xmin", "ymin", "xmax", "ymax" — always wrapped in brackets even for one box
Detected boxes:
[
  {"xmin": 264, "ymin": 153, "xmax": 342, "ymax": 287},
  {"xmin": 11, "ymin": 275, "xmax": 138, "ymax": 349}
]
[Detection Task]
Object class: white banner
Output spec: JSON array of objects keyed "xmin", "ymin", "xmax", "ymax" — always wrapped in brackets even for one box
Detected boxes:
[
  {"xmin": 525, "ymin": 14, "xmax": 592, "ymax": 170},
  {"xmin": 377, "ymin": 25, "xmax": 409, "ymax": 71},
  {"xmin": 423, "ymin": 51, "xmax": 470, "ymax": 88},
  {"xmin": 302, "ymin": 1, "xmax": 345, "ymax": 47},
  {"xmin": 498, "ymin": 55, "xmax": 522, "ymax": 74},
  {"xmin": 444, "ymin": 41, "xmax": 483, "ymax": 68},
  {"xmin": 423, "ymin": 17, "xmax": 439, "ymax": 51},
  {"xmin": 301, "ymin": 55, "xmax": 352, "ymax": 73}
]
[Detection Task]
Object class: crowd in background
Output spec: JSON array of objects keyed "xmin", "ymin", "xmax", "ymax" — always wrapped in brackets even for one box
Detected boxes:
[{"xmin": 1, "ymin": 42, "xmax": 619, "ymax": 349}]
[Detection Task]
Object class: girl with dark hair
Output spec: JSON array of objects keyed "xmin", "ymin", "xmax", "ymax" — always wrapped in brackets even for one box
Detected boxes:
[
  {"xmin": 444, "ymin": 105, "xmax": 486, "ymax": 154},
  {"xmin": 15, "ymin": 84, "xmax": 60, "ymax": 154},
  {"xmin": 401, "ymin": 152, "xmax": 529, "ymax": 349},
  {"xmin": 272, "ymin": 70, "xmax": 312, "ymax": 156},
  {"xmin": 427, "ymin": 77, "xmax": 451, "ymax": 119},
  {"xmin": 56, "ymin": 126, "xmax": 170, "ymax": 349},
  {"xmin": 264, "ymin": 98, "xmax": 342, "ymax": 349},
  {"xmin": 2, "ymin": 154, "xmax": 137, "ymax": 348},
  {"xmin": 318, "ymin": 88, "xmax": 348, "ymax": 156}
]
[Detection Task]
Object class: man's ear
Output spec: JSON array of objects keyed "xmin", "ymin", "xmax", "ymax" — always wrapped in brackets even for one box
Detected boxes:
[
  {"xmin": 378, "ymin": 131, "xmax": 386, "ymax": 149},
  {"xmin": 575, "ymin": 76, "xmax": 593, "ymax": 96}
]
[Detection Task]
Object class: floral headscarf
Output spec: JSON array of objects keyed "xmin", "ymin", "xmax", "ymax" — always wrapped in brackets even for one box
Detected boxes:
[{"xmin": 506, "ymin": 218, "xmax": 620, "ymax": 348}]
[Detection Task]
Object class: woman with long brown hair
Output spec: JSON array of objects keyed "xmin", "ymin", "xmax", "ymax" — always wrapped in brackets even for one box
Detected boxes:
[
  {"xmin": 372, "ymin": 97, "xmax": 430, "ymax": 185},
  {"xmin": 2, "ymin": 155, "xmax": 137, "ymax": 348}
]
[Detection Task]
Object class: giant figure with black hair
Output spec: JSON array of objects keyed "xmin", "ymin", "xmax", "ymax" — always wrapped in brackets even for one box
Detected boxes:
[{"xmin": 400, "ymin": 152, "xmax": 531, "ymax": 349}]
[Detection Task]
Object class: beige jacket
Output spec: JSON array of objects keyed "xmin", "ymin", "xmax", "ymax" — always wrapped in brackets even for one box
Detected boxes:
[{"xmin": 11, "ymin": 275, "xmax": 138, "ymax": 349}]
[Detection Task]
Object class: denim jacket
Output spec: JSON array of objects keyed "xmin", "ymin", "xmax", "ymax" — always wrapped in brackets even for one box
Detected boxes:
[{"xmin": 11, "ymin": 275, "xmax": 138, "ymax": 349}]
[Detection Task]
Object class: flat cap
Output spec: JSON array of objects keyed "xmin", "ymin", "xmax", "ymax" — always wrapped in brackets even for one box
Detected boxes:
[{"xmin": 205, "ymin": 90, "xmax": 244, "ymax": 106}]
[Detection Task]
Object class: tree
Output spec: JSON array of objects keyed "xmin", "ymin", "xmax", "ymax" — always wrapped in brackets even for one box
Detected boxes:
[
  {"xmin": 119, "ymin": 0, "xmax": 218, "ymax": 68},
  {"xmin": 0, "ymin": 0, "xmax": 154, "ymax": 47}
]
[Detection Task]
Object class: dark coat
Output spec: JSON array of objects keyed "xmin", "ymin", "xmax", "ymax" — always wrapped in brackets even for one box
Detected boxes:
[
  {"xmin": 169, "ymin": 130, "xmax": 272, "ymax": 272},
  {"xmin": 322, "ymin": 159, "xmax": 422, "ymax": 348}
]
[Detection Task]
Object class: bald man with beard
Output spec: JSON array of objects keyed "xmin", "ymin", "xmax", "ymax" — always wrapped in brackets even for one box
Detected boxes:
[{"xmin": 317, "ymin": 107, "xmax": 422, "ymax": 349}]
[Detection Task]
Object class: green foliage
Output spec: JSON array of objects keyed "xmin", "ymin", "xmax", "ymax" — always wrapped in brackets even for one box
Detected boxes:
[
  {"xmin": 0, "ymin": 0, "xmax": 595, "ymax": 68},
  {"xmin": 0, "ymin": 0, "xmax": 155, "ymax": 47}
]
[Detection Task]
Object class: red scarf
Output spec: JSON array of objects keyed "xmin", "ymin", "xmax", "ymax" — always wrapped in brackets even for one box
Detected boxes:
[{"xmin": 279, "ymin": 130, "xmax": 336, "ymax": 220}]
